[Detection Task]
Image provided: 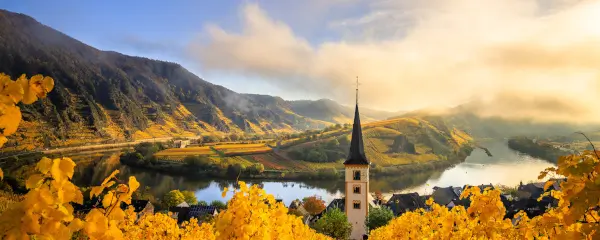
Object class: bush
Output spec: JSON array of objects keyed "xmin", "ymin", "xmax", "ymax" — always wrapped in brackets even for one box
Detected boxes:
[
  {"xmin": 312, "ymin": 208, "xmax": 352, "ymax": 239},
  {"xmin": 366, "ymin": 206, "xmax": 394, "ymax": 231}
]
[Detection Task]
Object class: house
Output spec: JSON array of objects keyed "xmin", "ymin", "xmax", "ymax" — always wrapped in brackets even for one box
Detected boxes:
[
  {"xmin": 183, "ymin": 205, "xmax": 219, "ymax": 223},
  {"xmin": 386, "ymin": 193, "xmax": 425, "ymax": 216},
  {"xmin": 327, "ymin": 198, "xmax": 346, "ymax": 212},
  {"xmin": 288, "ymin": 199, "xmax": 311, "ymax": 224},
  {"xmin": 188, "ymin": 205, "xmax": 219, "ymax": 220},
  {"xmin": 174, "ymin": 140, "xmax": 190, "ymax": 148},
  {"xmin": 514, "ymin": 180, "xmax": 564, "ymax": 218},
  {"xmin": 169, "ymin": 201, "xmax": 190, "ymax": 221},
  {"xmin": 517, "ymin": 182, "xmax": 546, "ymax": 199},
  {"xmin": 120, "ymin": 200, "xmax": 154, "ymax": 218},
  {"xmin": 289, "ymin": 199, "xmax": 302, "ymax": 209},
  {"xmin": 432, "ymin": 186, "xmax": 460, "ymax": 208},
  {"xmin": 310, "ymin": 198, "xmax": 346, "ymax": 224},
  {"xmin": 463, "ymin": 184, "xmax": 494, "ymax": 192}
]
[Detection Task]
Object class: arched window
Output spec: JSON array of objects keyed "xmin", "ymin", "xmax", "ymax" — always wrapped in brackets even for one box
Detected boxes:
[
  {"xmin": 353, "ymin": 170, "xmax": 361, "ymax": 180},
  {"xmin": 353, "ymin": 200, "xmax": 361, "ymax": 209}
]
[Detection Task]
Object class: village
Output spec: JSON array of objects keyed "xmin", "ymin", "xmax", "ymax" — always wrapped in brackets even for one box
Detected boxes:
[{"xmin": 84, "ymin": 178, "xmax": 563, "ymax": 228}]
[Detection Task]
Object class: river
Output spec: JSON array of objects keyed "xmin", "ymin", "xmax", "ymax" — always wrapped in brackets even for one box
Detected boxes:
[{"xmin": 71, "ymin": 141, "xmax": 554, "ymax": 206}]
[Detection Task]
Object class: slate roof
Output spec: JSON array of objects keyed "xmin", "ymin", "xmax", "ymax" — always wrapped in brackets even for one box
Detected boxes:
[
  {"xmin": 327, "ymin": 198, "xmax": 345, "ymax": 212},
  {"xmin": 188, "ymin": 205, "xmax": 219, "ymax": 219},
  {"xmin": 517, "ymin": 183, "xmax": 545, "ymax": 199},
  {"xmin": 386, "ymin": 193, "xmax": 425, "ymax": 215},
  {"xmin": 462, "ymin": 184, "xmax": 494, "ymax": 193},
  {"xmin": 432, "ymin": 186, "xmax": 460, "ymax": 206},
  {"xmin": 344, "ymin": 104, "xmax": 369, "ymax": 165}
]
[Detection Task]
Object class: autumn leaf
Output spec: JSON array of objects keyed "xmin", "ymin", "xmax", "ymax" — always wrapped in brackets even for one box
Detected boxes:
[
  {"xmin": 102, "ymin": 191, "xmax": 116, "ymax": 208},
  {"xmin": 128, "ymin": 176, "xmax": 140, "ymax": 193},
  {"xmin": 26, "ymin": 174, "xmax": 45, "ymax": 189},
  {"xmin": 37, "ymin": 157, "xmax": 53, "ymax": 175},
  {"xmin": 0, "ymin": 104, "xmax": 22, "ymax": 136}
]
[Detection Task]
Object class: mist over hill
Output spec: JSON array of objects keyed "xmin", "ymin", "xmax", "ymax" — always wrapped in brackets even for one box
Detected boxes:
[{"xmin": 397, "ymin": 104, "xmax": 600, "ymax": 139}]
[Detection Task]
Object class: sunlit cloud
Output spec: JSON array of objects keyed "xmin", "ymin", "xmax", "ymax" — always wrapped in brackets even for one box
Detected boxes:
[{"xmin": 189, "ymin": 0, "xmax": 600, "ymax": 124}]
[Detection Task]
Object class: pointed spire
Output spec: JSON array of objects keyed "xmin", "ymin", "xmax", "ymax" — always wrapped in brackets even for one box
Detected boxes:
[{"xmin": 344, "ymin": 77, "xmax": 369, "ymax": 165}]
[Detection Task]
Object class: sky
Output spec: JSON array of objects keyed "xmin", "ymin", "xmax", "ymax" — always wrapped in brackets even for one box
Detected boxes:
[{"xmin": 2, "ymin": 0, "xmax": 600, "ymax": 123}]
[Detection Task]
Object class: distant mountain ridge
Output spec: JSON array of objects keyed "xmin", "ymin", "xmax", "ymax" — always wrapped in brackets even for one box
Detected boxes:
[{"xmin": 0, "ymin": 9, "xmax": 396, "ymax": 149}]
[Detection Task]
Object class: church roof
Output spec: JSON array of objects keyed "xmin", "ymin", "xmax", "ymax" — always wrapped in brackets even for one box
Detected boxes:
[{"xmin": 344, "ymin": 104, "xmax": 369, "ymax": 165}]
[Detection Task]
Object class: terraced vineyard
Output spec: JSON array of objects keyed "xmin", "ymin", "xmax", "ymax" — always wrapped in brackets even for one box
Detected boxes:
[{"xmin": 154, "ymin": 144, "xmax": 273, "ymax": 160}]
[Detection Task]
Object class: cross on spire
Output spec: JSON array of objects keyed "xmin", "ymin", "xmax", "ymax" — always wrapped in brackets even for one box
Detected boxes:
[
  {"xmin": 344, "ymin": 76, "xmax": 369, "ymax": 165},
  {"xmin": 356, "ymin": 76, "xmax": 360, "ymax": 105}
]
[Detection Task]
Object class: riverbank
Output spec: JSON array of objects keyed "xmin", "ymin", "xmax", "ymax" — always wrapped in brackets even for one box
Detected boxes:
[
  {"xmin": 118, "ymin": 145, "xmax": 475, "ymax": 181},
  {"xmin": 507, "ymin": 137, "xmax": 571, "ymax": 164}
]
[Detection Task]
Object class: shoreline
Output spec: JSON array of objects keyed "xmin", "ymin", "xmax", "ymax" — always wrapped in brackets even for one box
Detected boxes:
[{"xmin": 118, "ymin": 145, "xmax": 474, "ymax": 181}]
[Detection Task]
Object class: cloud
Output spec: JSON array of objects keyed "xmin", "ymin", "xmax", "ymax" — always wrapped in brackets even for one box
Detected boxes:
[{"xmin": 189, "ymin": 0, "xmax": 600, "ymax": 124}]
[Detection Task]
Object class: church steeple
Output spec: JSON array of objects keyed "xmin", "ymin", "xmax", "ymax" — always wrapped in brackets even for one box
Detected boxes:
[{"xmin": 344, "ymin": 77, "xmax": 369, "ymax": 165}]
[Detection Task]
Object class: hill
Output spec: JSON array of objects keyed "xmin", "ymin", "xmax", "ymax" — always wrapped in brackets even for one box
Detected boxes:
[
  {"xmin": 397, "ymin": 105, "xmax": 600, "ymax": 139},
  {"xmin": 0, "ymin": 9, "xmax": 392, "ymax": 150},
  {"xmin": 278, "ymin": 116, "xmax": 473, "ymax": 168}
]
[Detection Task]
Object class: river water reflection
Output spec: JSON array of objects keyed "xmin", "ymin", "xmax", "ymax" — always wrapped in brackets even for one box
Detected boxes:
[{"xmin": 72, "ymin": 141, "xmax": 554, "ymax": 206}]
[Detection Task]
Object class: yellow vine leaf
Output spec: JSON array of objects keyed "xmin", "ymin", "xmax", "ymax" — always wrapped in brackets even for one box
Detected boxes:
[
  {"xmin": 25, "ymin": 174, "xmax": 44, "ymax": 189},
  {"xmin": 36, "ymin": 157, "xmax": 53, "ymax": 175},
  {"xmin": 0, "ymin": 104, "xmax": 21, "ymax": 136},
  {"xmin": 128, "ymin": 176, "xmax": 140, "ymax": 193},
  {"xmin": 544, "ymin": 180, "xmax": 555, "ymax": 191},
  {"xmin": 0, "ymin": 168, "xmax": 3, "ymax": 180},
  {"xmin": 102, "ymin": 191, "xmax": 116, "ymax": 208}
]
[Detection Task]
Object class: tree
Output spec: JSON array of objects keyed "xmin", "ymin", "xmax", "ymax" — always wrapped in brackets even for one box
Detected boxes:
[
  {"xmin": 181, "ymin": 190, "xmax": 198, "ymax": 205},
  {"xmin": 203, "ymin": 135, "xmax": 220, "ymax": 143},
  {"xmin": 163, "ymin": 190, "xmax": 185, "ymax": 207},
  {"xmin": 134, "ymin": 142, "xmax": 160, "ymax": 157},
  {"xmin": 210, "ymin": 200, "xmax": 227, "ymax": 210},
  {"xmin": 184, "ymin": 155, "xmax": 211, "ymax": 168},
  {"xmin": 226, "ymin": 164, "xmax": 245, "ymax": 178},
  {"xmin": 338, "ymin": 135, "xmax": 350, "ymax": 146},
  {"xmin": 306, "ymin": 149, "xmax": 328, "ymax": 162},
  {"xmin": 366, "ymin": 206, "xmax": 394, "ymax": 231},
  {"xmin": 246, "ymin": 163, "xmax": 265, "ymax": 175},
  {"xmin": 312, "ymin": 208, "xmax": 352, "ymax": 239},
  {"xmin": 302, "ymin": 195, "xmax": 326, "ymax": 215},
  {"xmin": 326, "ymin": 139, "xmax": 340, "ymax": 148},
  {"xmin": 198, "ymin": 200, "xmax": 208, "ymax": 206}
]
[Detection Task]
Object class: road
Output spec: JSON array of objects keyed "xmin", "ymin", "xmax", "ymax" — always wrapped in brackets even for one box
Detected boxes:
[{"xmin": 41, "ymin": 136, "xmax": 199, "ymax": 154}]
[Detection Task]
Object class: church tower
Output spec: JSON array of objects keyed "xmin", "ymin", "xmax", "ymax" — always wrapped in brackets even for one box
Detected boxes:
[{"xmin": 344, "ymin": 78, "xmax": 369, "ymax": 240}]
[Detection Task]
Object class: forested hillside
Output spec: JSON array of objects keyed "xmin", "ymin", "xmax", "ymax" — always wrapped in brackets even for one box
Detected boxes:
[{"xmin": 0, "ymin": 10, "xmax": 393, "ymax": 150}]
